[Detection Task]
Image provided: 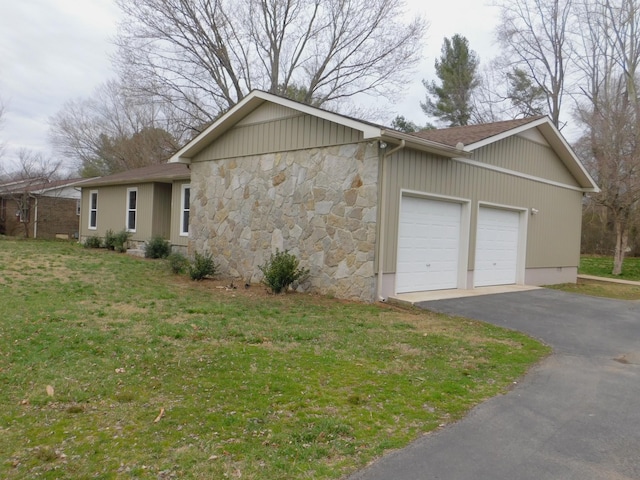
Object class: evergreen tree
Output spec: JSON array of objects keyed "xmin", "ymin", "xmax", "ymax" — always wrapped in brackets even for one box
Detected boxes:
[
  {"xmin": 507, "ymin": 67, "xmax": 546, "ymax": 117},
  {"xmin": 421, "ymin": 34, "xmax": 480, "ymax": 126},
  {"xmin": 391, "ymin": 115, "xmax": 419, "ymax": 133}
]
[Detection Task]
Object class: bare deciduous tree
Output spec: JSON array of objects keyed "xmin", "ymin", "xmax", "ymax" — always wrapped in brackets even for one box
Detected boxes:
[
  {"xmin": 49, "ymin": 80, "xmax": 182, "ymax": 177},
  {"xmin": 494, "ymin": 0, "xmax": 573, "ymax": 127},
  {"xmin": 573, "ymin": 0, "xmax": 640, "ymax": 275},
  {"xmin": 114, "ymin": 0, "xmax": 427, "ymax": 129}
]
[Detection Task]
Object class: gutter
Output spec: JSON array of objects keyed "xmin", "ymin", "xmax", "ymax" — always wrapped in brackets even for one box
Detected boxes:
[{"xmin": 376, "ymin": 139, "xmax": 406, "ymax": 302}]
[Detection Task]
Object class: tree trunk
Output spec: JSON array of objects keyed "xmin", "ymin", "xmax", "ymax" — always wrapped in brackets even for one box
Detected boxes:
[{"xmin": 612, "ymin": 216, "xmax": 628, "ymax": 275}]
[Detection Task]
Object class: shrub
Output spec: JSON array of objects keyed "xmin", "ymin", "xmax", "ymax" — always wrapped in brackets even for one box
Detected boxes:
[
  {"xmin": 113, "ymin": 230, "xmax": 132, "ymax": 253},
  {"xmin": 145, "ymin": 235, "xmax": 171, "ymax": 259},
  {"xmin": 167, "ymin": 252, "xmax": 189, "ymax": 275},
  {"xmin": 83, "ymin": 236, "xmax": 102, "ymax": 249},
  {"xmin": 103, "ymin": 229, "xmax": 117, "ymax": 250},
  {"xmin": 189, "ymin": 251, "xmax": 218, "ymax": 281},
  {"xmin": 259, "ymin": 249, "xmax": 309, "ymax": 294}
]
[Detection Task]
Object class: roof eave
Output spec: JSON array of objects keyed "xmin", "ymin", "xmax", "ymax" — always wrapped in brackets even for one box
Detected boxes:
[{"xmin": 79, "ymin": 176, "xmax": 189, "ymax": 188}]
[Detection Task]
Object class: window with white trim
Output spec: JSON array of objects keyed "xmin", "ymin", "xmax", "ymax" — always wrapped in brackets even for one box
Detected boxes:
[
  {"xmin": 126, "ymin": 188, "xmax": 137, "ymax": 232},
  {"xmin": 180, "ymin": 184, "xmax": 190, "ymax": 236},
  {"xmin": 89, "ymin": 191, "xmax": 98, "ymax": 230}
]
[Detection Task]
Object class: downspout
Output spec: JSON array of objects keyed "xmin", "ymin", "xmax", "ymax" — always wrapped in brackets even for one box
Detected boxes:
[
  {"xmin": 33, "ymin": 196, "xmax": 38, "ymax": 239},
  {"xmin": 376, "ymin": 139, "xmax": 405, "ymax": 302}
]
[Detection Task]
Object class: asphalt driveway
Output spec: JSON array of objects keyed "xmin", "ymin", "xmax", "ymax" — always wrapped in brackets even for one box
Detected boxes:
[{"xmin": 348, "ymin": 288, "xmax": 640, "ymax": 480}]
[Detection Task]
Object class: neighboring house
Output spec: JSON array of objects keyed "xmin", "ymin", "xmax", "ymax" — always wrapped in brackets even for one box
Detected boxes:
[
  {"xmin": 78, "ymin": 163, "xmax": 191, "ymax": 251},
  {"xmin": 165, "ymin": 90, "xmax": 598, "ymax": 302},
  {"xmin": 81, "ymin": 91, "xmax": 598, "ymax": 302},
  {"xmin": 0, "ymin": 177, "xmax": 87, "ymax": 239}
]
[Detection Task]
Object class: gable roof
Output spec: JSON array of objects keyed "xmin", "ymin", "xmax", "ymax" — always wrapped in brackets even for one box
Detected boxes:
[
  {"xmin": 79, "ymin": 163, "xmax": 190, "ymax": 188},
  {"xmin": 414, "ymin": 116, "xmax": 599, "ymax": 192},
  {"xmin": 168, "ymin": 90, "xmax": 597, "ymax": 192},
  {"xmin": 169, "ymin": 90, "xmax": 469, "ymax": 163}
]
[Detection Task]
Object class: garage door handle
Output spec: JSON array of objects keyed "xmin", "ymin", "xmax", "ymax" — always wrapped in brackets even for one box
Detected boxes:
[{"xmin": 426, "ymin": 264, "xmax": 431, "ymax": 267}]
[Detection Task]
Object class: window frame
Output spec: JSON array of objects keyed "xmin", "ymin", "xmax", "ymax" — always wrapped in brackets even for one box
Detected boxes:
[
  {"xmin": 126, "ymin": 187, "xmax": 138, "ymax": 233},
  {"xmin": 180, "ymin": 184, "xmax": 190, "ymax": 237},
  {"xmin": 88, "ymin": 190, "xmax": 98, "ymax": 230}
]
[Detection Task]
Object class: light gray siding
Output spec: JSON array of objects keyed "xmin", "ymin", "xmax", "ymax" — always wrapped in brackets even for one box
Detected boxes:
[
  {"xmin": 193, "ymin": 113, "xmax": 364, "ymax": 162},
  {"xmin": 381, "ymin": 145, "xmax": 583, "ymax": 273}
]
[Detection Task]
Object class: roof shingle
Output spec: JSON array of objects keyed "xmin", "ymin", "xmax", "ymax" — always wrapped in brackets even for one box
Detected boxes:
[{"xmin": 410, "ymin": 116, "xmax": 546, "ymax": 147}]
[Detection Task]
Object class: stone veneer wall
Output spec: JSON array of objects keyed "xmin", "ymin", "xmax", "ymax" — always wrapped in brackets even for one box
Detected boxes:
[{"xmin": 190, "ymin": 143, "xmax": 379, "ymax": 302}]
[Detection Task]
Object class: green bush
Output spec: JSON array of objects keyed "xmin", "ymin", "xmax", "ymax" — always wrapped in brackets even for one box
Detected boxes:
[
  {"xmin": 114, "ymin": 230, "xmax": 132, "ymax": 253},
  {"xmin": 145, "ymin": 236, "xmax": 171, "ymax": 259},
  {"xmin": 103, "ymin": 229, "xmax": 117, "ymax": 250},
  {"xmin": 189, "ymin": 251, "xmax": 218, "ymax": 281},
  {"xmin": 259, "ymin": 249, "xmax": 309, "ymax": 294},
  {"xmin": 83, "ymin": 236, "xmax": 102, "ymax": 249},
  {"xmin": 167, "ymin": 252, "xmax": 189, "ymax": 275}
]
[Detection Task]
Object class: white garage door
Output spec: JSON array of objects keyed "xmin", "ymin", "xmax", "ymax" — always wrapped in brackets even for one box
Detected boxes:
[
  {"xmin": 397, "ymin": 196, "xmax": 462, "ymax": 293},
  {"xmin": 474, "ymin": 207, "xmax": 520, "ymax": 287}
]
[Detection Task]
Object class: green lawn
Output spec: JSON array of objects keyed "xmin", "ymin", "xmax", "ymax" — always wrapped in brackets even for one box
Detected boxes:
[
  {"xmin": 579, "ymin": 255, "xmax": 640, "ymax": 280},
  {"xmin": 547, "ymin": 255, "xmax": 640, "ymax": 300},
  {"xmin": 0, "ymin": 239, "xmax": 549, "ymax": 479}
]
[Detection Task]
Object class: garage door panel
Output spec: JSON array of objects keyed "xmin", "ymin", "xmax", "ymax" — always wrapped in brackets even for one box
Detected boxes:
[
  {"xmin": 475, "ymin": 208, "xmax": 520, "ymax": 287},
  {"xmin": 397, "ymin": 197, "xmax": 462, "ymax": 293}
]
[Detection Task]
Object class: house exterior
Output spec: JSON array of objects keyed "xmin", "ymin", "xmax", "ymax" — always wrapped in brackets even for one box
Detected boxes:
[
  {"xmin": 167, "ymin": 90, "xmax": 598, "ymax": 302},
  {"xmin": 0, "ymin": 177, "xmax": 87, "ymax": 239},
  {"xmin": 78, "ymin": 163, "xmax": 190, "ymax": 250}
]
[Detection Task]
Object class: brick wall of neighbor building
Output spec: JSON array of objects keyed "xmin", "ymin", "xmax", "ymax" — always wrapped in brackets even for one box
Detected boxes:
[
  {"xmin": 190, "ymin": 143, "xmax": 380, "ymax": 302},
  {"xmin": 0, "ymin": 197, "xmax": 28, "ymax": 237},
  {"xmin": 0, "ymin": 196, "xmax": 79, "ymax": 239},
  {"xmin": 34, "ymin": 196, "xmax": 80, "ymax": 239}
]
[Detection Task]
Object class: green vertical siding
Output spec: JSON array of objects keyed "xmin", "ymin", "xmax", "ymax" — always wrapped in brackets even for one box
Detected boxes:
[
  {"xmin": 194, "ymin": 113, "xmax": 364, "ymax": 162},
  {"xmin": 152, "ymin": 183, "xmax": 172, "ymax": 239},
  {"xmin": 381, "ymin": 143, "xmax": 584, "ymax": 273},
  {"xmin": 80, "ymin": 183, "xmax": 155, "ymax": 242}
]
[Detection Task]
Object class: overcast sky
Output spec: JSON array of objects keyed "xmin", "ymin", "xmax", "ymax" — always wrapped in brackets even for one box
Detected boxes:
[{"xmin": 0, "ymin": 0, "xmax": 499, "ymax": 167}]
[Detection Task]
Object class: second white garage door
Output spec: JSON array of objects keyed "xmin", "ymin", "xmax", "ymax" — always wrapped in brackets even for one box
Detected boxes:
[
  {"xmin": 474, "ymin": 207, "xmax": 521, "ymax": 287},
  {"xmin": 397, "ymin": 196, "xmax": 462, "ymax": 293}
]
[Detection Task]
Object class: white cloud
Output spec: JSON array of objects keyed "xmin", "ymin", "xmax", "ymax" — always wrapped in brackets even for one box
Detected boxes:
[{"xmin": 0, "ymin": 0, "xmax": 119, "ymax": 156}]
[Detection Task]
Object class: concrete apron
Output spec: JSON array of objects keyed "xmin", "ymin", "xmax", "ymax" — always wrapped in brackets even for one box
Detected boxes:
[{"xmin": 389, "ymin": 284, "xmax": 542, "ymax": 305}]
